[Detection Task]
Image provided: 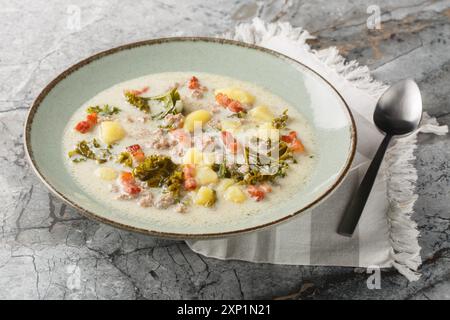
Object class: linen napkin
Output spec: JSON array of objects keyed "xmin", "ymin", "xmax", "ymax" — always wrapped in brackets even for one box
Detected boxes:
[{"xmin": 186, "ymin": 18, "xmax": 448, "ymax": 281}]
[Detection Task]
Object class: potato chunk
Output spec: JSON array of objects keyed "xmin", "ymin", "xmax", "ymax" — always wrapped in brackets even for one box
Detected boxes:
[
  {"xmin": 183, "ymin": 148, "xmax": 203, "ymax": 165},
  {"xmin": 257, "ymin": 122, "xmax": 279, "ymax": 141},
  {"xmin": 184, "ymin": 109, "xmax": 212, "ymax": 132},
  {"xmin": 224, "ymin": 185, "xmax": 247, "ymax": 203},
  {"xmin": 215, "ymin": 88, "xmax": 255, "ymax": 105},
  {"xmin": 221, "ymin": 120, "xmax": 241, "ymax": 133},
  {"xmin": 194, "ymin": 186, "xmax": 216, "ymax": 207},
  {"xmin": 195, "ymin": 166, "xmax": 218, "ymax": 185},
  {"xmin": 249, "ymin": 105, "xmax": 274, "ymax": 122},
  {"xmin": 100, "ymin": 121, "xmax": 125, "ymax": 144},
  {"xmin": 217, "ymin": 179, "xmax": 234, "ymax": 193},
  {"xmin": 95, "ymin": 167, "xmax": 117, "ymax": 181}
]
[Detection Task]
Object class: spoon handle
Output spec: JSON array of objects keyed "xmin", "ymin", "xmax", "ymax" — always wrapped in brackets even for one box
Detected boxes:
[{"xmin": 338, "ymin": 134, "xmax": 392, "ymax": 237}]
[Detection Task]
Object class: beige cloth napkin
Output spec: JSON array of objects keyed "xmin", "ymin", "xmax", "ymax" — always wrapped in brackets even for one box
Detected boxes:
[{"xmin": 186, "ymin": 19, "xmax": 448, "ymax": 281}]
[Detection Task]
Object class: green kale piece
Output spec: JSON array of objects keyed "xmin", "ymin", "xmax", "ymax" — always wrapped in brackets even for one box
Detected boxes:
[
  {"xmin": 162, "ymin": 168, "xmax": 184, "ymax": 200},
  {"xmin": 124, "ymin": 88, "xmax": 182, "ymax": 118},
  {"xmin": 86, "ymin": 104, "xmax": 121, "ymax": 116},
  {"xmin": 132, "ymin": 155, "xmax": 178, "ymax": 187},
  {"xmin": 151, "ymin": 88, "xmax": 182, "ymax": 120},
  {"xmin": 117, "ymin": 152, "xmax": 133, "ymax": 168},
  {"xmin": 125, "ymin": 92, "xmax": 151, "ymax": 113},
  {"xmin": 272, "ymin": 109, "xmax": 289, "ymax": 129},
  {"xmin": 68, "ymin": 139, "xmax": 111, "ymax": 163}
]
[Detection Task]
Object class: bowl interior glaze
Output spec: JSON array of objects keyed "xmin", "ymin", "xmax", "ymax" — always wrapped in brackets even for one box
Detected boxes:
[{"xmin": 25, "ymin": 38, "xmax": 356, "ymax": 238}]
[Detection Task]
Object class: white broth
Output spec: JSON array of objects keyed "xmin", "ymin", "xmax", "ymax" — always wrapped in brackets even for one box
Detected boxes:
[{"xmin": 62, "ymin": 72, "xmax": 316, "ymax": 227}]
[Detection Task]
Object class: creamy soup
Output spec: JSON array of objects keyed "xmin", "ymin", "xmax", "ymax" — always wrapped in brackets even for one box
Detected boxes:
[{"xmin": 63, "ymin": 72, "xmax": 316, "ymax": 226}]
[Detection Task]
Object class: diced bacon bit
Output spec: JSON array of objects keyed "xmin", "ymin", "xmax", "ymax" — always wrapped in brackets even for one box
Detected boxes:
[
  {"xmin": 120, "ymin": 172, "xmax": 141, "ymax": 195},
  {"xmin": 247, "ymin": 185, "xmax": 265, "ymax": 201},
  {"xmin": 183, "ymin": 165, "xmax": 197, "ymax": 191},
  {"xmin": 221, "ymin": 131, "xmax": 238, "ymax": 154},
  {"xmin": 184, "ymin": 178, "xmax": 197, "ymax": 191},
  {"xmin": 215, "ymin": 93, "xmax": 232, "ymax": 106},
  {"xmin": 74, "ymin": 120, "xmax": 91, "ymax": 133},
  {"xmin": 291, "ymin": 139, "xmax": 305, "ymax": 153},
  {"xmin": 281, "ymin": 131, "xmax": 297, "ymax": 143},
  {"xmin": 227, "ymin": 100, "xmax": 244, "ymax": 113},
  {"xmin": 215, "ymin": 93, "xmax": 244, "ymax": 113},
  {"xmin": 281, "ymin": 131, "xmax": 305, "ymax": 153},
  {"xmin": 188, "ymin": 76, "xmax": 200, "ymax": 90},
  {"xmin": 74, "ymin": 112, "xmax": 98, "ymax": 133},
  {"xmin": 127, "ymin": 86, "xmax": 149, "ymax": 96},
  {"xmin": 86, "ymin": 112, "xmax": 98, "ymax": 125},
  {"xmin": 126, "ymin": 144, "xmax": 145, "ymax": 162}
]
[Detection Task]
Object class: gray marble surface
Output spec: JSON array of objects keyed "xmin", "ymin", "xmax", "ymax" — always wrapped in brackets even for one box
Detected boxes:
[{"xmin": 0, "ymin": 0, "xmax": 449, "ymax": 300}]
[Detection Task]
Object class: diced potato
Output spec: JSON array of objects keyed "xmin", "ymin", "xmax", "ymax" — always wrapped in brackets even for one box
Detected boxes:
[
  {"xmin": 100, "ymin": 121, "xmax": 126, "ymax": 144},
  {"xmin": 221, "ymin": 120, "xmax": 241, "ymax": 133},
  {"xmin": 196, "ymin": 166, "xmax": 218, "ymax": 185},
  {"xmin": 194, "ymin": 186, "xmax": 216, "ymax": 207},
  {"xmin": 184, "ymin": 109, "xmax": 212, "ymax": 132},
  {"xmin": 95, "ymin": 167, "xmax": 117, "ymax": 181},
  {"xmin": 249, "ymin": 105, "xmax": 274, "ymax": 122},
  {"xmin": 217, "ymin": 179, "xmax": 235, "ymax": 193},
  {"xmin": 215, "ymin": 88, "xmax": 255, "ymax": 105},
  {"xmin": 183, "ymin": 148, "xmax": 203, "ymax": 165},
  {"xmin": 202, "ymin": 152, "xmax": 216, "ymax": 166},
  {"xmin": 257, "ymin": 122, "xmax": 279, "ymax": 141},
  {"xmin": 224, "ymin": 185, "xmax": 247, "ymax": 203}
]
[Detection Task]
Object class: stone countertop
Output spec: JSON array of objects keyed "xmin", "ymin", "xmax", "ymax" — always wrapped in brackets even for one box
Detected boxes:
[{"xmin": 0, "ymin": 0, "xmax": 449, "ymax": 300}]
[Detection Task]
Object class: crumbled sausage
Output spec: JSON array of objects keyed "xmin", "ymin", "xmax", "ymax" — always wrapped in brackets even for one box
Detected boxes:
[
  {"xmin": 138, "ymin": 192, "xmax": 154, "ymax": 207},
  {"xmin": 115, "ymin": 192, "xmax": 138, "ymax": 200},
  {"xmin": 164, "ymin": 113, "xmax": 185, "ymax": 129},
  {"xmin": 147, "ymin": 128, "xmax": 172, "ymax": 149},
  {"xmin": 154, "ymin": 193, "xmax": 175, "ymax": 209}
]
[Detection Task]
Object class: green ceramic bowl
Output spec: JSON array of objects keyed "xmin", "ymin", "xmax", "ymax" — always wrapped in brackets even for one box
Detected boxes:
[{"xmin": 25, "ymin": 37, "xmax": 356, "ymax": 239}]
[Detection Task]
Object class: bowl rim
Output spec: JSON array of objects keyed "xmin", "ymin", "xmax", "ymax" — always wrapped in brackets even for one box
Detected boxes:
[{"xmin": 24, "ymin": 36, "xmax": 357, "ymax": 239}]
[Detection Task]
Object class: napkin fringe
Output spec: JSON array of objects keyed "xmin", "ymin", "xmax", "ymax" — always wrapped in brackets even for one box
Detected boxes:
[
  {"xmin": 386, "ymin": 114, "xmax": 448, "ymax": 281},
  {"xmin": 314, "ymin": 47, "xmax": 389, "ymax": 98},
  {"xmin": 215, "ymin": 18, "xmax": 448, "ymax": 281}
]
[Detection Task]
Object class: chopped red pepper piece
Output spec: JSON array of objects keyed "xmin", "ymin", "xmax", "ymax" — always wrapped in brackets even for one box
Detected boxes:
[
  {"xmin": 74, "ymin": 112, "xmax": 99, "ymax": 133},
  {"xmin": 221, "ymin": 131, "xmax": 238, "ymax": 154},
  {"xmin": 126, "ymin": 144, "xmax": 145, "ymax": 162},
  {"xmin": 291, "ymin": 139, "xmax": 305, "ymax": 153},
  {"xmin": 74, "ymin": 120, "xmax": 91, "ymax": 133},
  {"xmin": 227, "ymin": 100, "xmax": 244, "ymax": 113},
  {"xmin": 247, "ymin": 185, "xmax": 265, "ymax": 201},
  {"xmin": 120, "ymin": 172, "xmax": 141, "ymax": 195},
  {"xmin": 120, "ymin": 172, "xmax": 134, "ymax": 183},
  {"xmin": 281, "ymin": 131, "xmax": 297, "ymax": 143},
  {"xmin": 183, "ymin": 164, "xmax": 195, "ymax": 179},
  {"xmin": 184, "ymin": 178, "xmax": 197, "ymax": 191},
  {"xmin": 183, "ymin": 165, "xmax": 197, "ymax": 190},
  {"xmin": 188, "ymin": 76, "xmax": 200, "ymax": 90},
  {"xmin": 281, "ymin": 131, "xmax": 305, "ymax": 153},
  {"xmin": 215, "ymin": 93, "xmax": 244, "ymax": 113},
  {"xmin": 86, "ymin": 112, "xmax": 98, "ymax": 125}
]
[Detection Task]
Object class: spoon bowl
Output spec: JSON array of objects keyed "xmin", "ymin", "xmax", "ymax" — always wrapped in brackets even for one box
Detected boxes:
[{"xmin": 374, "ymin": 79, "xmax": 422, "ymax": 135}]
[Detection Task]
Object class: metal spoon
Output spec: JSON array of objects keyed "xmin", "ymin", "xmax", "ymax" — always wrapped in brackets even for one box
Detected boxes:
[{"xmin": 338, "ymin": 79, "xmax": 423, "ymax": 237}]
